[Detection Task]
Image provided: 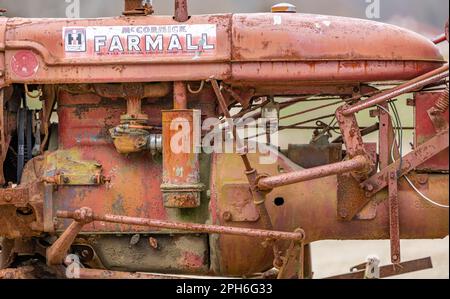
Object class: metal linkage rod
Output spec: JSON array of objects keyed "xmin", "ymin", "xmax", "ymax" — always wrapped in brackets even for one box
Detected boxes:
[
  {"xmin": 279, "ymin": 100, "xmax": 342, "ymax": 121},
  {"xmin": 56, "ymin": 209, "xmax": 305, "ymax": 242},
  {"xmin": 342, "ymin": 64, "xmax": 449, "ymax": 115},
  {"xmin": 257, "ymin": 155, "xmax": 369, "ymax": 191}
]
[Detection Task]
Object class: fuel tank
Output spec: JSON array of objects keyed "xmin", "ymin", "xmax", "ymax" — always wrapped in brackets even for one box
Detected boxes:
[{"xmin": 0, "ymin": 13, "xmax": 445, "ymax": 86}]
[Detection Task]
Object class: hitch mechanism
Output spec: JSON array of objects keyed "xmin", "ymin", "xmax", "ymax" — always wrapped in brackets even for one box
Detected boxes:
[{"xmin": 326, "ymin": 257, "xmax": 433, "ymax": 279}]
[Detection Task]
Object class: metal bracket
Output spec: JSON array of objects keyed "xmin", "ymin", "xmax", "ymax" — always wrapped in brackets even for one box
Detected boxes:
[
  {"xmin": 326, "ymin": 257, "xmax": 433, "ymax": 279},
  {"xmin": 277, "ymin": 229, "xmax": 306, "ymax": 279},
  {"xmin": 388, "ymin": 171, "xmax": 401, "ymax": 264},
  {"xmin": 336, "ymin": 129, "xmax": 448, "ymax": 220},
  {"xmin": 335, "ymin": 106, "xmax": 374, "ymax": 181},
  {"xmin": 0, "ymin": 187, "xmax": 29, "ymax": 206},
  {"xmin": 428, "ymin": 107, "xmax": 449, "ymax": 133},
  {"xmin": 362, "ymin": 129, "xmax": 449, "ymax": 197},
  {"xmin": 43, "ymin": 151, "xmax": 109, "ymax": 186}
]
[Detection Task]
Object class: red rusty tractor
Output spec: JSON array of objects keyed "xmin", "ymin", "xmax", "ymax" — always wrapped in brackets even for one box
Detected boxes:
[{"xmin": 0, "ymin": 0, "xmax": 448, "ymax": 279}]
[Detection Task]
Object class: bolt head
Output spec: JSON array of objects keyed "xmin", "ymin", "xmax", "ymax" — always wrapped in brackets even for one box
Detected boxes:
[
  {"xmin": 365, "ymin": 184, "xmax": 374, "ymax": 192},
  {"xmin": 4, "ymin": 193, "xmax": 12, "ymax": 202},
  {"xmin": 339, "ymin": 208, "xmax": 348, "ymax": 219},
  {"xmin": 417, "ymin": 175, "xmax": 428, "ymax": 185},
  {"xmin": 222, "ymin": 211, "xmax": 232, "ymax": 221}
]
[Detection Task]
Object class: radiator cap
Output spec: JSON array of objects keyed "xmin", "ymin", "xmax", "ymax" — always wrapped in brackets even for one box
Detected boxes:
[{"xmin": 271, "ymin": 3, "xmax": 297, "ymax": 13}]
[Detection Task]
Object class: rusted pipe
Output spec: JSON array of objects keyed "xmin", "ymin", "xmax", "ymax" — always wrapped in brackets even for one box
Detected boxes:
[
  {"xmin": 174, "ymin": 0, "xmax": 189, "ymax": 22},
  {"xmin": 343, "ymin": 64, "xmax": 449, "ymax": 115},
  {"xmin": 433, "ymin": 33, "xmax": 447, "ymax": 44},
  {"xmin": 173, "ymin": 81, "xmax": 188, "ymax": 109},
  {"xmin": 56, "ymin": 209, "xmax": 305, "ymax": 241},
  {"xmin": 257, "ymin": 155, "xmax": 369, "ymax": 191}
]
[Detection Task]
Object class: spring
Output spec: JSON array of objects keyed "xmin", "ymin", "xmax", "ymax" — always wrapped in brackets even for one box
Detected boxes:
[{"xmin": 434, "ymin": 87, "xmax": 449, "ymax": 113}]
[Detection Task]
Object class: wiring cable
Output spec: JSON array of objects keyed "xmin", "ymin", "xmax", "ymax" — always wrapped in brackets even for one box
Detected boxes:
[{"xmin": 376, "ymin": 102, "xmax": 449, "ymax": 209}]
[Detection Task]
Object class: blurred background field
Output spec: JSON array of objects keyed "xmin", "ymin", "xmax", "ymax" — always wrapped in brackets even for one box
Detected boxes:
[{"xmin": 0, "ymin": 0, "xmax": 448, "ymax": 278}]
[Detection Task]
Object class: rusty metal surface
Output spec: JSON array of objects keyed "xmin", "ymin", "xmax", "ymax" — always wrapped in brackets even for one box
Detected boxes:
[
  {"xmin": 53, "ymin": 90, "xmax": 214, "ymax": 232},
  {"xmin": 362, "ymin": 129, "xmax": 449, "ymax": 197},
  {"xmin": 0, "ymin": 89, "xmax": 7, "ymax": 185},
  {"xmin": 335, "ymin": 106, "xmax": 369, "ymax": 158},
  {"xmin": 343, "ymin": 64, "xmax": 449, "ymax": 115},
  {"xmin": 174, "ymin": 0, "xmax": 189, "ymax": 23},
  {"xmin": 47, "ymin": 208, "xmax": 93, "ymax": 265},
  {"xmin": 325, "ymin": 257, "xmax": 433, "ymax": 279},
  {"xmin": 0, "ymin": 6, "xmax": 448, "ymax": 279},
  {"xmin": 336, "ymin": 143, "xmax": 378, "ymax": 221},
  {"xmin": 220, "ymin": 183, "xmax": 260, "ymax": 222},
  {"xmin": 3, "ymin": 15, "xmax": 232, "ymax": 85},
  {"xmin": 0, "ymin": 183, "xmax": 45, "ymax": 238},
  {"xmin": 56, "ymin": 208, "xmax": 305, "ymax": 242},
  {"xmin": 161, "ymin": 109, "xmax": 203, "ymax": 208},
  {"xmin": 87, "ymin": 234, "xmax": 209, "ymax": 275},
  {"xmin": 377, "ymin": 103, "xmax": 399, "ymax": 170},
  {"xmin": 287, "ymin": 143, "xmax": 342, "ymax": 169},
  {"xmin": 210, "ymin": 150, "xmax": 448, "ymax": 276},
  {"xmin": 388, "ymin": 171, "xmax": 400, "ymax": 264},
  {"xmin": 415, "ymin": 92, "xmax": 449, "ymax": 171},
  {"xmin": 0, "ymin": 18, "xmax": 5, "ymax": 87},
  {"xmin": 232, "ymin": 13, "xmax": 443, "ymax": 62},
  {"xmin": 1, "ymin": 13, "xmax": 445, "ymax": 86},
  {"xmin": 123, "ymin": 0, "xmax": 154, "ymax": 16},
  {"xmin": 0, "ymin": 266, "xmax": 37, "ymax": 279},
  {"xmin": 173, "ymin": 81, "xmax": 188, "ymax": 109}
]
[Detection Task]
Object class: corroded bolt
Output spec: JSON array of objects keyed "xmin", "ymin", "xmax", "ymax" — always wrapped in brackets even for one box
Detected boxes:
[
  {"xmin": 417, "ymin": 175, "xmax": 428, "ymax": 185},
  {"xmin": 63, "ymin": 176, "xmax": 70, "ymax": 184},
  {"xmin": 339, "ymin": 208, "xmax": 348, "ymax": 219},
  {"xmin": 148, "ymin": 237, "xmax": 158, "ymax": 249},
  {"xmin": 365, "ymin": 184, "xmax": 374, "ymax": 192},
  {"xmin": 222, "ymin": 211, "xmax": 232, "ymax": 222},
  {"xmin": 81, "ymin": 249, "xmax": 90, "ymax": 258},
  {"xmin": 4, "ymin": 193, "xmax": 12, "ymax": 202}
]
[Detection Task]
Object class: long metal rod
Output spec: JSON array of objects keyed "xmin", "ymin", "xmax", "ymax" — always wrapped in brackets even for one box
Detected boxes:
[
  {"xmin": 173, "ymin": 81, "xmax": 188, "ymax": 109},
  {"xmin": 257, "ymin": 155, "xmax": 368, "ymax": 191},
  {"xmin": 56, "ymin": 210, "xmax": 304, "ymax": 241},
  {"xmin": 280, "ymin": 100, "xmax": 342, "ymax": 121},
  {"xmin": 343, "ymin": 64, "xmax": 449, "ymax": 115}
]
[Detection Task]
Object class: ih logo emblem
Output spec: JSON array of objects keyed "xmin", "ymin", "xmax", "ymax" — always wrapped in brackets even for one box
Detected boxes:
[{"xmin": 64, "ymin": 28, "xmax": 86, "ymax": 52}]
